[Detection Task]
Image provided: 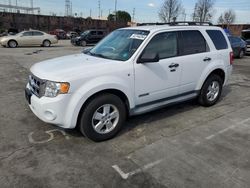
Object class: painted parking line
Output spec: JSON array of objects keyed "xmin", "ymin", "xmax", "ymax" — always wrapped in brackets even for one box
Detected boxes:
[
  {"xmin": 112, "ymin": 159, "xmax": 162, "ymax": 180},
  {"xmin": 205, "ymin": 117, "xmax": 250, "ymax": 140},
  {"xmin": 28, "ymin": 129, "xmax": 70, "ymax": 144}
]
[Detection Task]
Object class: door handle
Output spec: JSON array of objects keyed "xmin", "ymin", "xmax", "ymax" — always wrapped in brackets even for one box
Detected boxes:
[
  {"xmin": 203, "ymin": 57, "xmax": 211, "ymax": 62},
  {"xmin": 169, "ymin": 63, "xmax": 179, "ymax": 68}
]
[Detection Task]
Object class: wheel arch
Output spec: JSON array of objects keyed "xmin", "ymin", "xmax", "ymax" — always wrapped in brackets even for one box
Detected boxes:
[
  {"xmin": 8, "ymin": 39, "xmax": 18, "ymax": 47},
  {"xmin": 196, "ymin": 68, "xmax": 226, "ymax": 91},
  {"xmin": 75, "ymin": 89, "xmax": 130, "ymax": 129},
  {"xmin": 43, "ymin": 39, "xmax": 51, "ymax": 45}
]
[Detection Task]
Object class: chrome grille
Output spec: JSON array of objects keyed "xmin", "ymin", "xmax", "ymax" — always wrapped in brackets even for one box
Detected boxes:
[{"xmin": 29, "ymin": 74, "xmax": 44, "ymax": 97}]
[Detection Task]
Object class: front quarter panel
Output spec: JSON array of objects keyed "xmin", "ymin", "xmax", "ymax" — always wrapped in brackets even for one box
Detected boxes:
[{"xmin": 64, "ymin": 75, "xmax": 135, "ymax": 129}]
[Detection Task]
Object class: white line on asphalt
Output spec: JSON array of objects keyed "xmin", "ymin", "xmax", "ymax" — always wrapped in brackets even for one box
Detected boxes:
[
  {"xmin": 112, "ymin": 159, "xmax": 162, "ymax": 180},
  {"xmin": 28, "ymin": 129, "xmax": 69, "ymax": 144},
  {"xmin": 205, "ymin": 117, "xmax": 250, "ymax": 140}
]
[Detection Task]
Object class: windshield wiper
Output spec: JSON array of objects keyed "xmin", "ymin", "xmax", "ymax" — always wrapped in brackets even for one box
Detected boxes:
[{"xmin": 88, "ymin": 51, "xmax": 108, "ymax": 59}]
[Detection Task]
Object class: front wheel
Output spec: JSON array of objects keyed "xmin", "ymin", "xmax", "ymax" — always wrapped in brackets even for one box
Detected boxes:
[
  {"xmin": 198, "ymin": 74, "xmax": 223, "ymax": 107},
  {"xmin": 81, "ymin": 40, "xmax": 87, "ymax": 47},
  {"xmin": 79, "ymin": 93, "xmax": 126, "ymax": 142},
  {"xmin": 8, "ymin": 40, "xmax": 17, "ymax": 48}
]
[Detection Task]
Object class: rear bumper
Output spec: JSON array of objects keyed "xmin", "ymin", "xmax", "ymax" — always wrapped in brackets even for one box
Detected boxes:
[
  {"xmin": 246, "ymin": 45, "xmax": 250, "ymax": 54},
  {"xmin": 224, "ymin": 65, "xmax": 233, "ymax": 86}
]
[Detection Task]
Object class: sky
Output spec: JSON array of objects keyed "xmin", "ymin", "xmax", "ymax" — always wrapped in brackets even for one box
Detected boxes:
[{"xmin": 1, "ymin": 0, "xmax": 250, "ymax": 24}]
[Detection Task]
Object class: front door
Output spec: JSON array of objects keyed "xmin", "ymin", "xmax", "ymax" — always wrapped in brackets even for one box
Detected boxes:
[
  {"xmin": 18, "ymin": 31, "xmax": 34, "ymax": 46},
  {"xmin": 134, "ymin": 31, "xmax": 181, "ymax": 105}
]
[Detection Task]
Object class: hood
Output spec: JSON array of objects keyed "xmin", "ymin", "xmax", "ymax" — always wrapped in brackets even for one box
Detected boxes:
[{"xmin": 30, "ymin": 53, "xmax": 121, "ymax": 81}]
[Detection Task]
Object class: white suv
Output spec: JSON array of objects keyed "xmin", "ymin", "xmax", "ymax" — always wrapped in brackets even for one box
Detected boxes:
[{"xmin": 25, "ymin": 24, "xmax": 233, "ymax": 141}]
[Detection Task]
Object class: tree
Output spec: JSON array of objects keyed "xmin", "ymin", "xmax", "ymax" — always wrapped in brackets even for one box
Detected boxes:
[
  {"xmin": 158, "ymin": 0, "xmax": 183, "ymax": 23},
  {"xmin": 217, "ymin": 14, "xmax": 224, "ymax": 24},
  {"xmin": 217, "ymin": 9, "xmax": 236, "ymax": 28},
  {"xmin": 224, "ymin": 9, "xmax": 236, "ymax": 25},
  {"xmin": 192, "ymin": 0, "xmax": 214, "ymax": 22},
  {"xmin": 108, "ymin": 11, "xmax": 131, "ymax": 22},
  {"xmin": 107, "ymin": 14, "xmax": 115, "ymax": 21}
]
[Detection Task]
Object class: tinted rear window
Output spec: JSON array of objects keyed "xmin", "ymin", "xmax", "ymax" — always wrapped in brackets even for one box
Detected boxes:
[
  {"xmin": 179, "ymin": 30, "xmax": 207, "ymax": 56},
  {"xmin": 206, "ymin": 30, "xmax": 228, "ymax": 50}
]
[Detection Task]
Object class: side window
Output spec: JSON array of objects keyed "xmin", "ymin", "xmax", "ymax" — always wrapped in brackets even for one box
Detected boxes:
[
  {"xmin": 22, "ymin": 32, "xmax": 33, "ymax": 36},
  {"xmin": 179, "ymin": 30, "xmax": 208, "ymax": 56},
  {"xmin": 206, "ymin": 30, "xmax": 228, "ymax": 50},
  {"xmin": 142, "ymin": 32, "xmax": 178, "ymax": 59},
  {"xmin": 97, "ymin": 31, "xmax": 103, "ymax": 35},
  {"xmin": 33, "ymin": 31, "xmax": 44, "ymax": 36},
  {"xmin": 90, "ymin": 31, "xmax": 97, "ymax": 35}
]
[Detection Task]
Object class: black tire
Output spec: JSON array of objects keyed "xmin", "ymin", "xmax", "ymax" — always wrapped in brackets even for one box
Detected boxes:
[
  {"xmin": 79, "ymin": 93, "xmax": 126, "ymax": 142},
  {"xmin": 198, "ymin": 74, "xmax": 223, "ymax": 107},
  {"xmin": 43, "ymin": 40, "xmax": 51, "ymax": 47},
  {"xmin": 81, "ymin": 40, "xmax": 87, "ymax": 47},
  {"xmin": 8, "ymin": 40, "xmax": 17, "ymax": 48},
  {"xmin": 238, "ymin": 49, "xmax": 244, "ymax": 59}
]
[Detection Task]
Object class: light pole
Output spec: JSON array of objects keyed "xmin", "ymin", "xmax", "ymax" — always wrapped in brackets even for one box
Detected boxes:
[{"xmin": 114, "ymin": 0, "xmax": 117, "ymax": 21}]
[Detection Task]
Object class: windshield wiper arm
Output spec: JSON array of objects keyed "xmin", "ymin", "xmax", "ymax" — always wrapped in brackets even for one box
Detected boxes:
[{"xmin": 88, "ymin": 52, "xmax": 107, "ymax": 58}]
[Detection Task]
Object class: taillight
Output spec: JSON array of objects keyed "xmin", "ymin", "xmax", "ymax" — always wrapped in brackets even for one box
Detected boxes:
[{"xmin": 230, "ymin": 51, "xmax": 234, "ymax": 65}]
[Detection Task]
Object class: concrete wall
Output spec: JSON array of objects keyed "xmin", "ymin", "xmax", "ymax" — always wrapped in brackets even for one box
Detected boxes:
[{"xmin": 0, "ymin": 12, "xmax": 127, "ymax": 33}]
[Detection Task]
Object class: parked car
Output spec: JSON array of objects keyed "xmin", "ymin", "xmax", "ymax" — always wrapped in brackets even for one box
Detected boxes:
[
  {"xmin": 49, "ymin": 29, "xmax": 66, "ymax": 40},
  {"xmin": 228, "ymin": 36, "xmax": 247, "ymax": 58},
  {"xmin": 0, "ymin": 30, "xmax": 58, "ymax": 48},
  {"xmin": 66, "ymin": 31, "xmax": 79, "ymax": 39},
  {"xmin": 242, "ymin": 29, "xmax": 250, "ymax": 55},
  {"xmin": 25, "ymin": 24, "xmax": 233, "ymax": 141},
  {"xmin": 71, "ymin": 29, "xmax": 106, "ymax": 46}
]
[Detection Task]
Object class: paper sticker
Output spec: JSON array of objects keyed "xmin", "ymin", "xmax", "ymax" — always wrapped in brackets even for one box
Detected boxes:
[{"xmin": 130, "ymin": 34, "xmax": 147, "ymax": 40}]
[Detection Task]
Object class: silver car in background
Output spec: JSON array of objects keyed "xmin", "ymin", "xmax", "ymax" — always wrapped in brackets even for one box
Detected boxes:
[{"xmin": 0, "ymin": 30, "xmax": 58, "ymax": 48}]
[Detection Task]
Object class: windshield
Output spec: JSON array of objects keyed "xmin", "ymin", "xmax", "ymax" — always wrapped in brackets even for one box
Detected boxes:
[
  {"xmin": 16, "ymin": 31, "xmax": 25, "ymax": 36},
  {"xmin": 81, "ymin": 31, "xmax": 90, "ymax": 36},
  {"xmin": 242, "ymin": 31, "xmax": 250, "ymax": 40},
  {"xmin": 87, "ymin": 29, "xmax": 150, "ymax": 61}
]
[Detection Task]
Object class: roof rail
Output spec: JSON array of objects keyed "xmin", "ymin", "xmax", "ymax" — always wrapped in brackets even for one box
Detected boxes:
[
  {"xmin": 137, "ymin": 21, "xmax": 213, "ymax": 26},
  {"xmin": 137, "ymin": 23, "xmax": 168, "ymax": 26},
  {"xmin": 167, "ymin": 21, "xmax": 213, "ymax": 26}
]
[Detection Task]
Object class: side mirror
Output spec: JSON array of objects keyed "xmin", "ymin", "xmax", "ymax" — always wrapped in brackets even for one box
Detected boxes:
[{"xmin": 137, "ymin": 51, "xmax": 159, "ymax": 63}]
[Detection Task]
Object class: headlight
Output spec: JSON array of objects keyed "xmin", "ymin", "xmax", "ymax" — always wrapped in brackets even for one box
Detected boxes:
[{"xmin": 44, "ymin": 81, "xmax": 70, "ymax": 97}]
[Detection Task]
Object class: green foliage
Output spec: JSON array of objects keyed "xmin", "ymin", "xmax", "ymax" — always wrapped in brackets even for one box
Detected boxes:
[{"xmin": 108, "ymin": 11, "xmax": 131, "ymax": 22}]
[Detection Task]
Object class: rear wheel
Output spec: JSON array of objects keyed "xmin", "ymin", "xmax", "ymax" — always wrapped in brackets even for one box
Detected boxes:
[
  {"xmin": 198, "ymin": 74, "xmax": 223, "ymax": 107},
  {"xmin": 79, "ymin": 93, "xmax": 126, "ymax": 142},
  {"xmin": 8, "ymin": 40, "xmax": 17, "ymax": 48},
  {"xmin": 43, "ymin": 40, "xmax": 51, "ymax": 47}
]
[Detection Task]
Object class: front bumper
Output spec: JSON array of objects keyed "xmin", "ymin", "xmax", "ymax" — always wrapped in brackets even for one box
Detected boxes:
[
  {"xmin": 0, "ymin": 40, "xmax": 7, "ymax": 46},
  {"xmin": 25, "ymin": 84, "xmax": 73, "ymax": 128}
]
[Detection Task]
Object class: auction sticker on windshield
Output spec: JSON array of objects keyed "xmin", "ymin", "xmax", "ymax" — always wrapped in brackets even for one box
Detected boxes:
[{"xmin": 130, "ymin": 34, "xmax": 147, "ymax": 40}]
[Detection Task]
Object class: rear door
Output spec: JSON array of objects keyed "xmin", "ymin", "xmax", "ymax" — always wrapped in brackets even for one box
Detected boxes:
[
  {"xmin": 177, "ymin": 30, "xmax": 212, "ymax": 94},
  {"xmin": 32, "ymin": 31, "xmax": 45, "ymax": 45}
]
